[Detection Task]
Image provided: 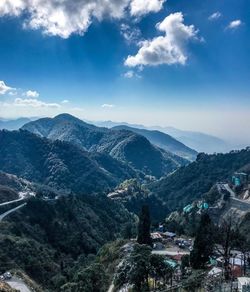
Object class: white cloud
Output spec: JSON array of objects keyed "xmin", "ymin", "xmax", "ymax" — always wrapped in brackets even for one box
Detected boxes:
[
  {"xmin": 14, "ymin": 97, "xmax": 61, "ymax": 108},
  {"xmin": 0, "ymin": 80, "xmax": 15, "ymax": 95},
  {"xmin": 130, "ymin": 0, "xmax": 166, "ymax": 17},
  {"xmin": 102, "ymin": 104, "xmax": 115, "ymax": 108},
  {"xmin": 124, "ymin": 70, "xmax": 135, "ymax": 78},
  {"xmin": 123, "ymin": 70, "xmax": 141, "ymax": 79},
  {"xmin": 120, "ymin": 23, "xmax": 141, "ymax": 44},
  {"xmin": 227, "ymin": 20, "xmax": 242, "ymax": 30},
  {"xmin": 125, "ymin": 12, "xmax": 199, "ymax": 67},
  {"xmin": 25, "ymin": 90, "xmax": 39, "ymax": 98},
  {"xmin": 61, "ymin": 99, "xmax": 70, "ymax": 104},
  {"xmin": 0, "ymin": 0, "xmax": 165, "ymax": 38},
  {"xmin": 208, "ymin": 12, "xmax": 222, "ymax": 21}
]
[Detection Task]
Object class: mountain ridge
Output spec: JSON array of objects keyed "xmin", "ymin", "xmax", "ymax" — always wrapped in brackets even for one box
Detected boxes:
[
  {"xmin": 112, "ymin": 125, "xmax": 197, "ymax": 161},
  {"xmin": 22, "ymin": 114, "xmax": 188, "ymax": 178}
]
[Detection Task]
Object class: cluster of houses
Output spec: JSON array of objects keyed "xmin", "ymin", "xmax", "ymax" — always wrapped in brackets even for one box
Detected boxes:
[
  {"xmin": 150, "ymin": 227, "xmax": 250, "ymax": 291},
  {"xmin": 150, "ymin": 229, "xmax": 193, "ymax": 280}
]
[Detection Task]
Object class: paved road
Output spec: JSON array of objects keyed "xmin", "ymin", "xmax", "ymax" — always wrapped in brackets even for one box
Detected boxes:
[
  {"xmin": 6, "ymin": 277, "xmax": 31, "ymax": 292},
  {"xmin": 0, "ymin": 203, "xmax": 26, "ymax": 221},
  {"xmin": 152, "ymin": 250, "xmax": 189, "ymax": 256},
  {"xmin": 222, "ymin": 184, "xmax": 236, "ymax": 198},
  {"xmin": 0, "ymin": 197, "xmax": 25, "ymax": 207}
]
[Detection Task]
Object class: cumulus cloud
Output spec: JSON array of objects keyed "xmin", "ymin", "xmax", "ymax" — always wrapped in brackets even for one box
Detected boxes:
[
  {"xmin": 25, "ymin": 90, "xmax": 39, "ymax": 98},
  {"xmin": 0, "ymin": 0, "xmax": 165, "ymax": 38},
  {"xmin": 227, "ymin": 20, "xmax": 242, "ymax": 30},
  {"xmin": 130, "ymin": 0, "xmax": 166, "ymax": 17},
  {"xmin": 14, "ymin": 97, "xmax": 61, "ymax": 108},
  {"xmin": 101, "ymin": 104, "xmax": 115, "ymax": 108},
  {"xmin": 208, "ymin": 12, "xmax": 222, "ymax": 21},
  {"xmin": 125, "ymin": 12, "xmax": 199, "ymax": 68},
  {"xmin": 0, "ymin": 80, "xmax": 15, "ymax": 95}
]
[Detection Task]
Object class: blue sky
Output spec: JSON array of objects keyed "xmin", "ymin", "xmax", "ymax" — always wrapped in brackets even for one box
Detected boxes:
[{"xmin": 0, "ymin": 0, "xmax": 249, "ymax": 143}]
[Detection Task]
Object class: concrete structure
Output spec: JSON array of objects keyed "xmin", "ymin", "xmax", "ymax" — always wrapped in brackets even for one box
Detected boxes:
[{"xmin": 238, "ymin": 277, "xmax": 250, "ymax": 292}]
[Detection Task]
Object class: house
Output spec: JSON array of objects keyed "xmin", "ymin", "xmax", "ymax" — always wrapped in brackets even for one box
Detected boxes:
[
  {"xmin": 153, "ymin": 242, "xmax": 165, "ymax": 250},
  {"xmin": 208, "ymin": 267, "xmax": 223, "ymax": 277},
  {"xmin": 237, "ymin": 277, "xmax": 250, "ymax": 292},
  {"xmin": 164, "ymin": 231, "xmax": 176, "ymax": 239},
  {"xmin": 151, "ymin": 232, "xmax": 163, "ymax": 242}
]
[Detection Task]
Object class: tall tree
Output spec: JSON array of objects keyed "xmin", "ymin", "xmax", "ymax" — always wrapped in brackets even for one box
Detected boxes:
[
  {"xmin": 214, "ymin": 218, "xmax": 240, "ymax": 280},
  {"xmin": 137, "ymin": 205, "xmax": 152, "ymax": 246},
  {"xmin": 190, "ymin": 213, "xmax": 214, "ymax": 269}
]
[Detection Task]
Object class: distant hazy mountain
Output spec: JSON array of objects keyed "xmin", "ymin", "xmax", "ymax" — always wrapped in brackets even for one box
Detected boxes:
[
  {"xmin": 22, "ymin": 114, "xmax": 188, "ymax": 178},
  {"xmin": 0, "ymin": 117, "xmax": 32, "ymax": 130},
  {"xmin": 94, "ymin": 120, "xmax": 230, "ymax": 154},
  {"xmin": 154, "ymin": 126, "xmax": 230, "ymax": 154},
  {"xmin": 112, "ymin": 125, "xmax": 197, "ymax": 161},
  {"xmin": 0, "ymin": 130, "xmax": 138, "ymax": 194}
]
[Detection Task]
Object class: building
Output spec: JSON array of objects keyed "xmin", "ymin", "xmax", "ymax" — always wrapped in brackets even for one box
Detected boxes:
[
  {"xmin": 151, "ymin": 232, "xmax": 163, "ymax": 242},
  {"xmin": 164, "ymin": 231, "xmax": 176, "ymax": 239},
  {"xmin": 232, "ymin": 172, "xmax": 248, "ymax": 187},
  {"xmin": 237, "ymin": 277, "xmax": 250, "ymax": 292}
]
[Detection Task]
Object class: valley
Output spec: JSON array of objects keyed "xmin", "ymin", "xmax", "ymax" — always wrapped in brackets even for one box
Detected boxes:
[{"xmin": 0, "ymin": 114, "xmax": 250, "ymax": 292}]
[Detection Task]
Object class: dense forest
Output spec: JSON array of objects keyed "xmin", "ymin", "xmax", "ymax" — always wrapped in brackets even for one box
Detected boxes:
[
  {"xmin": 0, "ymin": 130, "xmax": 137, "ymax": 194},
  {"xmin": 0, "ymin": 194, "xmax": 136, "ymax": 290},
  {"xmin": 149, "ymin": 149, "xmax": 250, "ymax": 216},
  {"xmin": 22, "ymin": 114, "xmax": 188, "ymax": 177}
]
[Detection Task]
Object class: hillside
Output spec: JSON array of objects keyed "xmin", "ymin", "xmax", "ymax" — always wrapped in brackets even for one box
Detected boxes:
[
  {"xmin": 149, "ymin": 149, "xmax": 250, "ymax": 218},
  {"xmin": 93, "ymin": 120, "xmax": 230, "ymax": 154},
  {"xmin": 112, "ymin": 125, "xmax": 197, "ymax": 161},
  {"xmin": 0, "ymin": 193, "xmax": 135, "ymax": 291},
  {"xmin": 0, "ymin": 130, "xmax": 136, "ymax": 194},
  {"xmin": 22, "ymin": 114, "xmax": 188, "ymax": 178},
  {"xmin": 0, "ymin": 185, "xmax": 19, "ymax": 204}
]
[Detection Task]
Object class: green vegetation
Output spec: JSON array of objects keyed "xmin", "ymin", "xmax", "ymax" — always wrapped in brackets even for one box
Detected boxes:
[
  {"xmin": 190, "ymin": 213, "xmax": 214, "ymax": 269},
  {"xmin": 0, "ymin": 185, "xmax": 19, "ymax": 203},
  {"xmin": 137, "ymin": 205, "xmax": 152, "ymax": 246},
  {"xmin": 0, "ymin": 195, "xmax": 136, "ymax": 291},
  {"xmin": 0, "ymin": 130, "xmax": 135, "ymax": 194},
  {"xmin": 114, "ymin": 244, "xmax": 173, "ymax": 291},
  {"xmin": 113, "ymin": 125, "xmax": 197, "ymax": 161},
  {"xmin": 150, "ymin": 149, "xmax": 250, "ymax": 219},
  {"xmin": 22, "ymin": 114, "xmax": 187, "ymax": 178}
]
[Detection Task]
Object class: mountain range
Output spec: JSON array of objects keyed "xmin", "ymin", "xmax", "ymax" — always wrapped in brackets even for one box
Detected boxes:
[
  {"xmin": 0, "ymin": 129, "xmax": 137, "ymax": 194},
  {"xmin": 0, "ymin": 116, "xmax": 233, "ymax": 154},
  {"xmin": 0, "ymin": 117, "xmax": 32, "ymax": 131},
  {"xmin": 94, "ymin": 120, "xmax": 231, "ymax": 154},
  {"xmin": 21, "ymin": 114, "xmax": 188, "ymax": 178},
  {"xmin": 112, "ymin": 125, "xmax": 197, "ymax": 161}
]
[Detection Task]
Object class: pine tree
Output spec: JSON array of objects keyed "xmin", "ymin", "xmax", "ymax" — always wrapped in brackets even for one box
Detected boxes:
[
  {"xmin": 137, "ymin": 205, "xmax": 152, "ymax": 246},
  {"xmin": 190, "ymin": 212, "xmax": 214, "ymax": 269}
]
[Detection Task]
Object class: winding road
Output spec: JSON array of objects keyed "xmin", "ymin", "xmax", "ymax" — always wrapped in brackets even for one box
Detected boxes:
[
  {"xmin": 0, "ymin": 203, "xmax": 27, "ymax": 221},
  {"xmin": 6, "ymin": 276, "xmax": 31, "ymax": 292}
]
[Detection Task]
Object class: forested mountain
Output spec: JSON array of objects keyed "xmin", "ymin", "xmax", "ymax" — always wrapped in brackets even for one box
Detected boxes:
[
  {"xmin": 22, "ymin": 114, "xmax": 188, "ymax": 177},
  {"xmin": 0, "ymin": 130, "xmax": 136, "ymax": 194},
  {"xmin": 0, "ymin": 193, "xmax": 135, "ymax": 291},
  {"xmin": 149, "ymin": 149, "xmax": 250, "ymax": 217},
  {"xmin": 112, "ymin": 125, "xmax": 197, "ymax": 161},
  {"xmin": 93, "ymin": 120, "xmax": 230, "ymax": 154}
]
